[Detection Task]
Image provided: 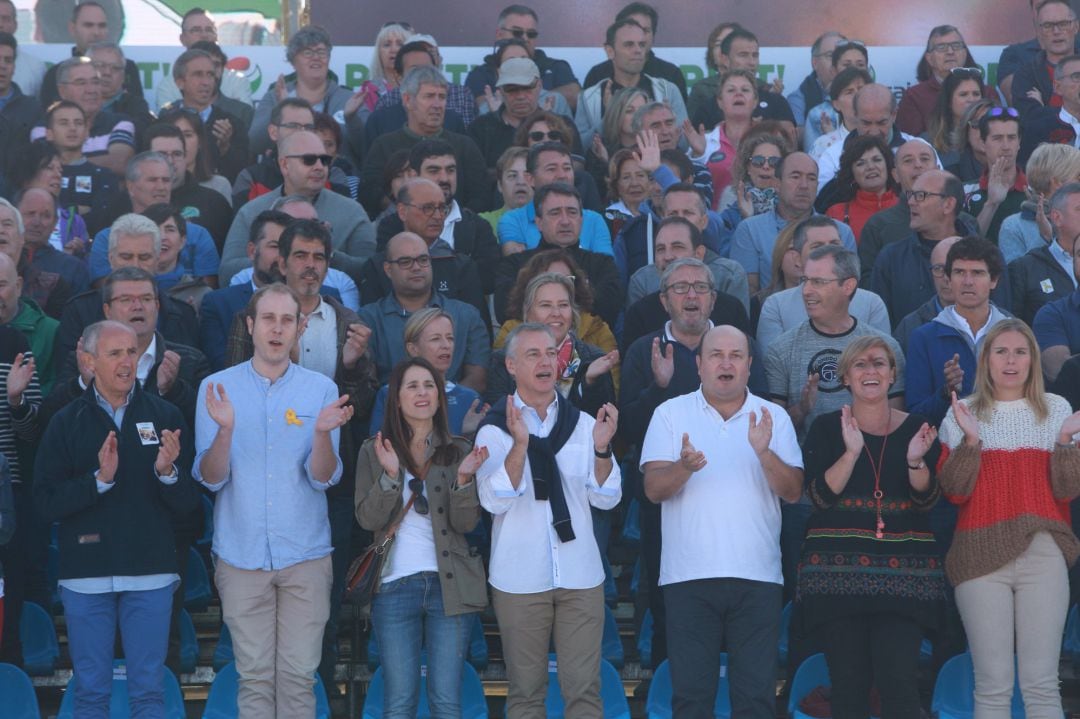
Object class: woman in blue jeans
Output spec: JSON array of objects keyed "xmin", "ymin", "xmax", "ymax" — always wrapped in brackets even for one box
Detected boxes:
[{"xmin": 355, "ymin": 357, "xmax": 490, "ymax": 717}]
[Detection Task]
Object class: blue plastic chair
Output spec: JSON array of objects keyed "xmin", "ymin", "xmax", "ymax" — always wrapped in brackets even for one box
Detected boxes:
[
  {"xmin": 0, "ymin": 662, "xmax": 41, "ymax": 719},
  {"xmin": 602, "ymin": 605, "xmax": 625, "ymax": 670},
  {"xmin": 630, "ymin": 557, "xmax": 641, "ymax": 596},
  {"xmin": 197, "ymin": 494, "xmax": 214, "ymax": 547},
  {"xmin": 637, "ymin": 609, "xmax": 654, "ymax": 669},
  {"xmin": 185, "ymin": 547, "xmax": 212, "ymax": 612},
  {"xmin": 361, "ymin": 660, "xmax": 489, "ymax": 719},
  {"xmin": 544, "ymin": 654, "xmax": 630, "ymax": 719},
  {"xmin": 47, "ymin": 544, "xmax": 61, "ymax": 611},
  {"xmin": 202, "ymin": 661, "xmax": 331, "ymax": 719},
  {"xmin": 58, "ymin": 660, "xmax": 185, "ymax": 718},
  {"xmin": 645, "ymin": 654, "xmax": 731, "ymax": 719},
  {"xmin": 788, "ymin": 653, "xmax": 831, "ymax": 719},
  {"xmin": 178, "ymin": 609, "xmax": 198, "ymax": 675},
  {"xmin": 778, "ymin": 602, "xmax": 792, "ymax": 667},
  {"xmin": 932, "ymin": 651, "xmax": 1029, "ymax": 719},
  {"xmin": 19, "ymin": 600, "xmax": 59, "ymax": 676},
  {"xmin": 212, "ymin": 623, "xmax": 234, "ymax": 671},
  {"xmin": 1065, "ymin": 605, "xmax": 1080, "ymax": 667}
]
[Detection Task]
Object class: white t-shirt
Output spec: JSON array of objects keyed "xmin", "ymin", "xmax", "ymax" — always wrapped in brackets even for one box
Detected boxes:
[
  {"xmin": 380, "ymin": 468, "xmax": 439, "ymax": 584},
  {"xmin": 639, "ymin": 389, "xmax": 803, "ymax": 586}
]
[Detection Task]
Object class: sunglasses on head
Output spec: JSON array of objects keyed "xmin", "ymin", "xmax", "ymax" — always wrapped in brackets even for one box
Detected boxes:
[
  {"xmin": 529, "ymin": 130, "xmax": 563, "ymax": 142},
  {"xmin": 749, "ymin": 155, "xmax": 781, "ymax": 168},
  {"xmin": 987, "ymin": 106, "xmax": 1019, "ymax": 119},
  {"xmin": 408, "ymin": 477, "xmax": 429, "ymax": 515},
  {"xmin": 286, "ymin": 153, "xmax": 333, "ymax": 166},
  {"xmin": 949, "ymin": 66, "xmax": 984, "ymax": 77},
  {"xmin": 382, "ymin": 20, "xmax": 414, "ymax": 31}
]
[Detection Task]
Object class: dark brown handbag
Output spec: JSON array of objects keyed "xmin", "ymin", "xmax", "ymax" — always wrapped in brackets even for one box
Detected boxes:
[{"xmin": 343, "ymin": 461, "xmax": 430, "ymax": 606}]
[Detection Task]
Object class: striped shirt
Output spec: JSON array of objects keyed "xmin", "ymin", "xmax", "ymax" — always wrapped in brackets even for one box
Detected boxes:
[{"xmin": 0, "ymin": 326, "xmax": 43, "ymax": 483}]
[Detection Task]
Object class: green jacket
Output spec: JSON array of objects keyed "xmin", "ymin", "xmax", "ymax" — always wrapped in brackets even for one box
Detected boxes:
[{"xmin": 11, "ymin": 298, "xmax": 59, "ymax": 396}]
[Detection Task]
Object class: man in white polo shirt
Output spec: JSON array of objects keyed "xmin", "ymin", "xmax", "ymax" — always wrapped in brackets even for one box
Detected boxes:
[{"xmin": 641, "ymin": 324, "xmax": 803, "ymax": 719}]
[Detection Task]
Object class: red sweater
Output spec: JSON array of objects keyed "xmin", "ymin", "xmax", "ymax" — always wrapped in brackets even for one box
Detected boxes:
[
  {"xmin": 826, "ymin": 189, "xmax": 899, "ymax": 245},
  {"xmin": 937, "ymin": 396, "xmax": 1080, "ymax": 585}
]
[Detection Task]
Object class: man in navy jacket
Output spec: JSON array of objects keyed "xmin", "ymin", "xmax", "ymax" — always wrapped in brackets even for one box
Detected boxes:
[{"xmin": 34, "ymin": 320, "xmax": 198, "ymax": 717}]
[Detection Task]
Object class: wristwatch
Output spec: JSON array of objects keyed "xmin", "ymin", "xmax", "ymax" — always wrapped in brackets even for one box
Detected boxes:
[
  {"xmin": 594, "ymin": 445, "xmax": 613, "ymax": 459},
  {"xmin": 907, "ymin": 459, "xmax": 926, "ymax": 470}
]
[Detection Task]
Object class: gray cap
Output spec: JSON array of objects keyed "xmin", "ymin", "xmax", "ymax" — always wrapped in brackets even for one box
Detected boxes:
[{"xmin": 496, "ymin": 58, "xmax": 540, "ymax": 88}]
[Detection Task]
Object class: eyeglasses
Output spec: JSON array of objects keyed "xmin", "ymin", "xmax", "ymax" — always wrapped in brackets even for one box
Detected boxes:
[
  {"xmin": 501, "ymin": 26, "xmax": 539, "ymax": 39},
  {"xmin": 949, "ymin": 66, "xmax": 984, "ymax": 77},
  {"xmin": 1062, "ymin": 71, "xmax": 1080, "ymax": 83},
  {"xmin": 987, "ymin": 106, "xmax": 1020, "ymax": 119},
  {"xmin": 276, "ymin": 121, "xmax": 316, "ymax": 131},
  {"xmin": 61, "ymin": 78, "xmax": 102, "ymax": 87},
  {"xmin": 1039, "ymin": 19, "xmax": 1077, "ymax": 33},
  {"xmin": 285, "ymin": 153, "xmax": 332, "ymax": 166},
  {"xmin": 905, "ymin": 190, "xmax": 948, "ymax": 203},
  {"xmin": 930, "ymin": 263, "xmax": 947, "ymax": 278},
  {"xmin": 404, "ymin": 202, "xmax": 450, "ymax": 217},
  {"xmin": 749, "ymin": 155, "xmax": 781, "ymax": 168},
  {"xmin": 664, "ymin": 281, "xmax": 714, "ymax": 295},
  {"xmin": 798, "ymin": 276, "xmax": 846, "ymax": 288},
  {"xmin": 529, "ymin": 130, "xmax": 563, "ymax": 142},
  {"xmin": 298, "ymin": 47, "xmax": 330, "ymax": 60},
  {"xmin": 408, "ymin": 477, "xmax": 429, "ymax": 515},
  {"xmin": 386, "ymin": 254, "xmax": 432, "ymax": 269},
  {"xmin": 108, "ymin": 293, "xmax": 157, "ymax": 307},
  {"xmin": 930, "ymin": 41, "xmax": 966, "ymax": 53}
]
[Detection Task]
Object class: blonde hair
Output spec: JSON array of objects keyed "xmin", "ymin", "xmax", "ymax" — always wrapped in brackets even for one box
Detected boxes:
[
  {"xmin": 403, "ymin": 307, "xmax": 454, "ymax": 351},
  {"xmin": 837, "ymin": 335, "xmax": 896, "ymax": 388},
  {"xmin": 369, "ymin": 23, "xmax": 410, "ymax": 84},
  {"xmin": 523, "ymin": 272, "xmax": 579, "ymax": 336},
  {"xmin": 969, "ymin": 319, "xmax": 1049, "ymax": 422},
  {"xmin": 1025, "ymin": 143, "xmax": 1080, "ymax": 196}
]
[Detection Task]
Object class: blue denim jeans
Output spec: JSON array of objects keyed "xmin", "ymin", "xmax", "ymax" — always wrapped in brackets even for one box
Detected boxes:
[
  {"xmin": 61, "ymin": 582, "xmax": 176, "ymax": 719},
  {"xmin": 372, "ymin": 572, "xmax": 471, "ymax": 719}
]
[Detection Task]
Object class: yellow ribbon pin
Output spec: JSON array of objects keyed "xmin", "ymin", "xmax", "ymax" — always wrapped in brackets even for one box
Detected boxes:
[{"xmin": 285, "ymin": 409, "xmax": 303, "ymax": 426}]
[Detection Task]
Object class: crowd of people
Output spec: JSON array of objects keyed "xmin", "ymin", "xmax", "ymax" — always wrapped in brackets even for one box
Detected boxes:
[{"xmin": 8, "ymin": 0, "xmax": 1080, "ymax": 717}]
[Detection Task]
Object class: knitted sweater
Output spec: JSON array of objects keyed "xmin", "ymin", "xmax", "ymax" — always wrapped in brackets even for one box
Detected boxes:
[{"xmin": 938, "ymin": 395, "xmax": 1080, "ymax": 585}]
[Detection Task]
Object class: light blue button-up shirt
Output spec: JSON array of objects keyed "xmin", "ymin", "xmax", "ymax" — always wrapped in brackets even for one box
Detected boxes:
[{"xmin": 193, "ymin": 361, "xmax": 343, "ymax": 571}]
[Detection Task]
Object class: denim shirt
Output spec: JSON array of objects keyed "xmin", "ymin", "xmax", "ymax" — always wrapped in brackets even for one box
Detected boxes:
[{"xmin": 193, "ymin": 361, "xmax": 342, "ymax": 571}]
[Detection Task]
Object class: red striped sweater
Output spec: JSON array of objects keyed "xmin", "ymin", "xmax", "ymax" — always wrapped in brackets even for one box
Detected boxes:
[{"xmin": 937, "ymin": 395, "xmax": 1080, "ymax": 585}]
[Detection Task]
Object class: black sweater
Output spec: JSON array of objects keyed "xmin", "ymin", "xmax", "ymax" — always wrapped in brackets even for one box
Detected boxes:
[{"xmin": 33, "ymin": 382, "xmax": 198, "ymax": 580}]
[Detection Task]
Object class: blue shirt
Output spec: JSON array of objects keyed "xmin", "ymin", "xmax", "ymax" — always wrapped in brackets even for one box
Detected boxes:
[
  {"xmin": 369, "ymin": 381, "xmax": 480, "ymax": 436},
  {"xmin": 90, "ymin": 222, "xmax": 220, "ymax": 284},
  {"xmin": 730, "ymin": 209, "xmax": 857, "ymax": 287},
  {"xmin": 358, "ymin": 292, "xmax": 491, "ymax": 385},
  {"xmin": 497, "ymin": 204, "xmax": 613, "ymax": 256},
  {"xmin": 1033, "ymin": 289, "xmax": 1080, "ymax": 354},
  {"xmin": 193, "ymin": 361, "xmax": 342, "ymax": 571}
]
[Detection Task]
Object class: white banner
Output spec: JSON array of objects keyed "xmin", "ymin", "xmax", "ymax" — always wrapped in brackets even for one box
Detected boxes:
[{"xmin": 19, "ymin": 43, "xmax": 1008, "ymax": 108}]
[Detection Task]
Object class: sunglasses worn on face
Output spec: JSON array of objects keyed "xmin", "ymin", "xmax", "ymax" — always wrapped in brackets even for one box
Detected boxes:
[
  {"xmin": 286, "ymin": 153, "xmax": 332, "ymax": 166},
  {"xmin": 749, "ymin": 155, "xmax": 781, "ymax": 168},
  {"xmin": 529, "ymin": 130, "xmax": 563, "ymax": 142},
  {"xmin": 502, "ymin": 27, "xmax": 539, "ymax": 39}
]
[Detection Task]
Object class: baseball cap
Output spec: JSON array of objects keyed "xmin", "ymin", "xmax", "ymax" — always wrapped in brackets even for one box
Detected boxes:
[{"xmin": 496, "ymin": 58, "xmax": 540, "ymax": 88}]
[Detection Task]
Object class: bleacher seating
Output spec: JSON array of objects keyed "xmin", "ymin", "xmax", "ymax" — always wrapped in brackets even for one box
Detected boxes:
[
  {"xmin": 19, "ymin": 600, "xmax": 59, "ymax": 676},
  {"xmin": 0, "ymin": 662, "xmax": 41, "ymax": 719},
  {"xmin": 360, "ymin": 659, "xmax": 489, "ymax": 719},
  {"xmin": 57, "ymin": 660, "xmax": 186, "ymax": 719},
  {"xmin": 202, "ymin": 661, "xmax": 331, "ymax": 719}
]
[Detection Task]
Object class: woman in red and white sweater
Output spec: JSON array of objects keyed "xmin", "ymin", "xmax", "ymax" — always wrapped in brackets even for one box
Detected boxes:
[{"xmin": 939, "ymin": 318, "xmax": 1080, "ymax": 718}]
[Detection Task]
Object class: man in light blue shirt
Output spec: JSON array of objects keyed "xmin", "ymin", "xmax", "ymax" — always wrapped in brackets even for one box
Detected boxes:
[
  {"xmin": 730, "ymin": 152, "xmax": 856, "ymax": 293},
  {"xmin": 497, "ymin": 142, "xmax": 612, "ymax": 255},
  {"xmin": 194, "ymin": 283, "xmax": 354, "ymax": 718}
]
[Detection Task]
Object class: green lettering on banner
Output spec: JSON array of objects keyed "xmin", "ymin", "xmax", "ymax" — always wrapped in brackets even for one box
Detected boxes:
[
  {"xmin": 138, "ymin": 62, "xmax": 160, "ymax": 90},
  {"xmin": 345, "ymin": 64, "xmax": 370, "ymax": 86},
  {"xmin": 445, "ymin": 64, "xmax": 468, "ymax": 85},
  {"xmin": 987, "ymin": 62, "xmax": 999, "ymax": 87},
  {"xmin": 681, "ymin": 65, "xmax": 703, "ymax": 89}
]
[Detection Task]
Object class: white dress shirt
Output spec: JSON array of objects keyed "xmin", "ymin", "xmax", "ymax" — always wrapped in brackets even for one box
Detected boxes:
[
  {"xmin": 136, "ymin": 335, "xmax": 157, "ymax": 386},
  {"xmin": 476, "ymin": 393, "xmax": 621, "ymax": 594}
]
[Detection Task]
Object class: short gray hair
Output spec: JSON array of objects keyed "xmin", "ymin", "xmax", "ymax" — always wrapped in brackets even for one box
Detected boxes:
[
  {"xmin": 172, "ymin": 48, "xmax": 213, "ymax": 80},
  {"xmin": 401, "ymin": 65, "xmax": 447, "ymax": 98},
  {"xmin": 660, "ymin": 257, "xmax": 713, "ymax": 292},
  {"xmin": 81, "ymin": 320, "xmax": 136, "ymax": 356},
  {"xmin": 87, "ymin": 41, "xmax": 123, "ymax": 59},
  {"xmin": 807, "ymin": 244, "xmax": 860, "ymax": 283},
  {"xmin": 125, "ymin": 151, "xmax": 172, "ymax": 184},
  {"xmin": 505, "ymin": 321, "xmax": 556, "ymax": 359},
  {"xmin": 55, "ymin": 56, "xmax": 93, "ymax": 85},
  {"xmin": 108, "ymin": 213, "xmax": 162, "ymax": 255},
  {"xmin": 0, "ymin": 198, "xmax": 24, "ymax": 236},
  {"xmin": 630, "ymin": 101, "xmax": 671, "ymax": 134},
  {"xmin": 270, "ymin": 194, "xmax": 315, "ymax": 212},
  {"xmin": 286, "ymin": 25, "xmax": 332, "ymax": 63}
]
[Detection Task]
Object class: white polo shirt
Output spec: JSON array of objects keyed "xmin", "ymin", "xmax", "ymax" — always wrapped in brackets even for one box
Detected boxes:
[
  {"xmin": 476, "ymin": 393, "xmax": 622, "ymax": 594},
  {"xmin": 640, "ymin": 388, "xmax": 802, "ymax": 587}
]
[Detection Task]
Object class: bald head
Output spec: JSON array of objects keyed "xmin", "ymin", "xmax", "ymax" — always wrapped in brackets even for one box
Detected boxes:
[
  {"xmin": 697, "ymin": 324, "xmax": 753, "ymax": 405},
  {"xmin": 386, "ymin": 231, "xmax": 428, "ymax": 258},
  {"xmin": 701, "ymin": 324, "xmax": 751, "ymax": 356},
  {"xmin": 854, "ymin": 83, "xmax": 897, "ymax": 140},
  {"xmin": 930, "ymin": 234, "xmax": 962, "ymax": 305},
  {"xmin": 930, "ymin": 235, "xmax": 962, "ymax": 266},
  {"xmin": 278, "ymin": 130, "xmax": 323, "ymax": 156}
]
